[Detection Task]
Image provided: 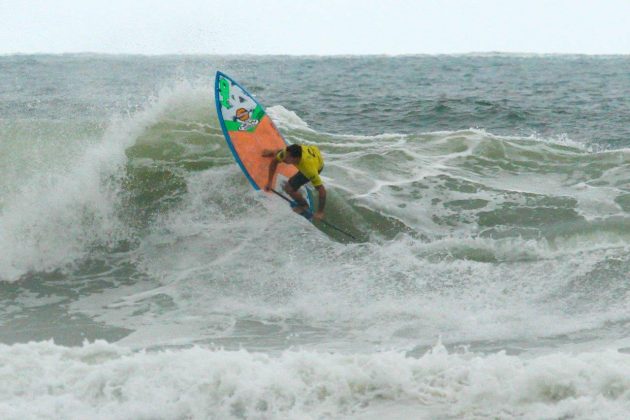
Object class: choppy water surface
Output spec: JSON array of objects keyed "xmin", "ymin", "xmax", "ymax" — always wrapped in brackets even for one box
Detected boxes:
[{"xmin": 1, "ymin": 54, "xmax": 630, "ymax": 419}]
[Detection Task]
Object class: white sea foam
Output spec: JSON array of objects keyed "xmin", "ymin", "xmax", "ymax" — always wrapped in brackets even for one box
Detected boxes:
[
  {"xmin": 0, "ymin": 128, "xmax": 129, "ymax": 281},
  {"xmin": 1, "ymin": 340, "xmax": 629, "ymax": 420},
  {"xmin": 0, "ymin": 80, "xmax": 214, "ymax": 282},
  {"xmin": 267, "ymin": 105, "xmax": 313, "ymax": 132}
]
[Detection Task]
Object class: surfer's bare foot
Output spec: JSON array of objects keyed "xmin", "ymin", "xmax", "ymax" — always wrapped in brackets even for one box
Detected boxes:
[{"xmin": 292, "ymin": 205, "xmax": 308, "ymax": 214}]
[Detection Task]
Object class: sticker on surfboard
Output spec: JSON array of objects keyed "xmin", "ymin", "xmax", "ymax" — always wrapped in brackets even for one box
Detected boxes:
[{"xmin": 214, "ymin": 71, "xmax": 314, "ymax": 216}]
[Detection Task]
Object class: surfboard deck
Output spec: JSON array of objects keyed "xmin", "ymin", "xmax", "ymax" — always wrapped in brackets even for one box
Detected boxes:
[{"xmin": 214, "ymin": 71, "xmax": 314, "ymax": 219}]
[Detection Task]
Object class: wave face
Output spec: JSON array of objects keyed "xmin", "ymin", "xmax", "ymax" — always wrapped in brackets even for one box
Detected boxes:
[{"xmin": 1, "ymin": 55, "xmax": 630, "ymax": 418}]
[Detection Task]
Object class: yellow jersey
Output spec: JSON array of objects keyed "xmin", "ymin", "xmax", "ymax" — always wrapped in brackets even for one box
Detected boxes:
[{"xmin": 276, "ymin": 145, "xmax": 324, "ymax": 187}]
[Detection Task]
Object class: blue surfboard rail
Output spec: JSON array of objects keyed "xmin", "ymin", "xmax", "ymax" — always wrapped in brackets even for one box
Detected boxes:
[{"xmin": 214, "ymin": 71, "xmax": 259, "ymax": 190}]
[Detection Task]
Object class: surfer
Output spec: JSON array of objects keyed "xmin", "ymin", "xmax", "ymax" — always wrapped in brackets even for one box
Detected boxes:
[{"xmin": 263, "ymin": 144, "xmax": 326, "ymax": 221}]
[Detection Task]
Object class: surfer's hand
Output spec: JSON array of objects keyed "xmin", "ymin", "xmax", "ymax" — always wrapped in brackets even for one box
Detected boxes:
[
  {"xmin": 313, "ymin": 211, "xmax": 324, "ymax": 221},
  {"xmin": 264, "ymin": 183, "xmax": 272, "ymax": 191}
]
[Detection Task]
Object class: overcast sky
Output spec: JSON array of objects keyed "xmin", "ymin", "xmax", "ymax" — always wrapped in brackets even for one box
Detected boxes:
[{"xmin": 1, "ymin": 0, "xmax": 629, "ymax": 55}]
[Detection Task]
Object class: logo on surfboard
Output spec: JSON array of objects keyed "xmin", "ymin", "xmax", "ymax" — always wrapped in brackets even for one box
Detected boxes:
[{"xmin": 217, "ymin": 76, "xmax": 263, "ymax": 132}]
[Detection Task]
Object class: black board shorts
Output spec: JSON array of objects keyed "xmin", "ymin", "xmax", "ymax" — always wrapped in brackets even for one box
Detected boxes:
[{"xmin": 288, "ymin": 165, "xmax": 324, "ymax": 190}]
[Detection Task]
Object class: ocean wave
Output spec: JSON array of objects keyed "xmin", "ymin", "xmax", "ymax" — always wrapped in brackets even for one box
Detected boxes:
[
  {"xmin": 4, "ymin": 57, "xmax": 630, "ymax": 419},
  {"xmin": 3, "ymin": 83, "xmax": 630, "ymax": 283}
]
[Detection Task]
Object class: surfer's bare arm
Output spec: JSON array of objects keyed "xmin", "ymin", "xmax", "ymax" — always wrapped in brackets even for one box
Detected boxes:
[
  {"xmin": 262, "ymin": 149, "xmax": 281, "ymax": 158},
  {"xmin": 314, "ymin": 185, "xmax": 326, "ymax": 220},
  {"xmin": 265, "ymin": 158, "xmax": 279, "ymax": 191}
]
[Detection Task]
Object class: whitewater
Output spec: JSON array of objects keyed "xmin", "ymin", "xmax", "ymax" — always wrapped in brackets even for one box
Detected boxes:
[{"xmin": 1, "ymin": 54, "xmax": 630, "ymax": 419}]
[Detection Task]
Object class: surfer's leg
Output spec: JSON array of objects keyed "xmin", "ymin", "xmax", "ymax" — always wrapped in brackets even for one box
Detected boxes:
[
  {"xmin": 285, "ymin": 173, "xmax": 309, "ymax": 211},
  {"xmin": 285, "ymin": 185, "xmax": 308, "ymax": 209}
]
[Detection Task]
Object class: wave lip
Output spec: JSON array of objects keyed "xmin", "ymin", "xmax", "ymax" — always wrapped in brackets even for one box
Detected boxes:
[
  {"xmin": 0, "ymin": 80, "xmax": 214, "ymax": 282},
  {"xmin": 0, "ymin": 143, "xmax": 128, "ymax": 282}
]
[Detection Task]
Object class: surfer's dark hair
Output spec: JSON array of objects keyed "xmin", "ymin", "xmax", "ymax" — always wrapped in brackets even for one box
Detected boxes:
[{"xmin": 286, "ymin": 144, "xmax": 302, "ymax": 158}]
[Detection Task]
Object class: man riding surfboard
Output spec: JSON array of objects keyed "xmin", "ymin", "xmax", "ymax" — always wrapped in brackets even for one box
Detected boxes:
[{"xmin": 262, "ymin": 144, "xmax": 326, "ymax": 221}]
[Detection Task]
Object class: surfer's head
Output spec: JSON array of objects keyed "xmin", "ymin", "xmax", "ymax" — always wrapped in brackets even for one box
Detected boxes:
[{"xmin": 284, "ymin": 144, "xmax": 302, "ymax": 164}]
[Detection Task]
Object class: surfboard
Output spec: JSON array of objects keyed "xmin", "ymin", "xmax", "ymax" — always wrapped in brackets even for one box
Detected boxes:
[{"xmin": 214, "ymin": 71, "xmax": 314, "ymax": 218}]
